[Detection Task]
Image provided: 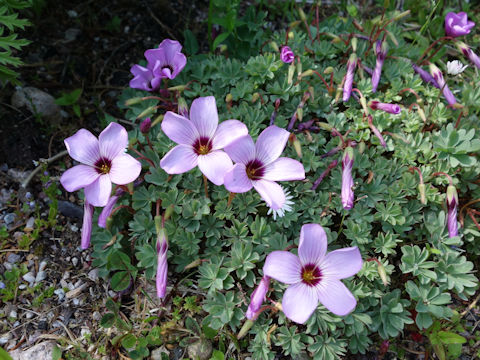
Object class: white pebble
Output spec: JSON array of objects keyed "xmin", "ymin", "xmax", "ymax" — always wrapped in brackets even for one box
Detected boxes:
[
  {"xmin": 22, "ymin": 272, "xmax": 36, "ymax": 284},
  {"xmin": 72, "ymin": 257, "xmax": 78, "ymax": 267}
]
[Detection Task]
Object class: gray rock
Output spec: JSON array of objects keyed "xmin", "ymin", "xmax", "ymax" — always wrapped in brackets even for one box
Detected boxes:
[
  {"xmin": 187, "ymin": 338, "xmax": 212, "ymax": 360},
  {"xmin": 54, "ymin": 288, "xmax": 65, "ymax": 301},
  {"xmin": 35, "ymin": 271, "xmax": 46, "ymax": 283},
  {"xmin": 22, "ymin": 272, "xmax": 36, "ymax": 284},
  {"xmin": 72, "ymin": 257, "xmax": 78, "ymax": 267},
  {"xmin": 151, "ymin": 347, "xmax": 169, "ymax": 360},
  {"xmin": 11, "ymin": 87, "xmax": 60, "ymax": 121},
  {"xmin": 9, "ymin": 310, "xmax": 17, "ymax": 319},
  {"xmin": 7, "ymin": 169, "xmax": 28, "ymax": 183},
  {"xmin": 64, "ymin": 28, "xmax": 81, "ymax": 43},
  {"xmin": 39, "ymin": 260, "xmax": 47, "ymax": 272},
  {"xmin": 9, "ymin": 340, "xmax": 56, "ymax": 360},
  {"xmin": 24, "ymin": 217, "xmax": 35, "ymax": 231},
  {"xmin": 0, "ymin": 333, "xmax": 11, "ymax": 345},
  {"xmin": 4, "ymin": 213, "xmax": 16, "ymax": 225},
  {"xmin": 58, "ymin": 201, "xmax": 83, "ymax": 219},
  {"xmin": 7, "ymin": 253, "xmax": 21, "ymax": 263},
  {"xmin": 87, "ymin": 269, "xmax": 99, "ymax": 282}
]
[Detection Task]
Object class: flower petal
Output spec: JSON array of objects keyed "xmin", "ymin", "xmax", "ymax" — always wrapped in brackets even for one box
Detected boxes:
[
  {"xmin": 64, "ymin": 129, "xmax": 100, "ymax": 166},
  {"xmin": 145, "ymin": 48, "xmax": 166, "ymax": 71},
  {"xmin": 224, "ymin": 163, "xmax": 252, "ymax": 193},
  {"xmin": 253, "ymin": 179, "xmax": 286, "ymax": 210},
  {"xmin": 99, "ymin": 123, "xmax": 128, "ymax": 160},
  {"xmin": 189, "ymin": 96, "xmax": 218, "ymax": 138},
  {"xmin": 320, "ymin": 247, "xmax": 363, "ymax": 280},
  {"xmin": 171, "ymin": 52, "xmax": 187, "ymax": 78},
  {"xmin": 263, "ymin": 157, "xmax": 305, "ymax": 181},
  {"xmin": 224, "ymin": 135, "xmax": 255, "ymax": 164},
  {"xmin": 255, "ymin": 126, "xmax": 290, "ymax": 165},
  {"xmin": 129, "ymin": 64, "xmax": 153, "ymax": 91},
  {"xmin": 197, "ymin": 150, "xmax": 233, "ymax": 185},
  {"xmin": 282, "ymin": 282, "xmax": 319, "ymax": 324},
  {"xmin": 161, "ymin": 111, "xmax": 199, "ymax": 145},
  {"xmin": 109, "ymin": 154, "xmax": 142, "ymax": 185},
  {"xmin": 159, "ymin": 39, "xmax": 183, "ymax": 63},
  {"xmin": 298, "ymin": 224, "xmax": 328, "ymax": 266},
  {"xmin": 263, "ymin": 251, "xmax": 301, "ymax": 284},
  {"xmin": 212, "ymin": 120, "xmax": 248, "ymax": 150},
  {"xmin": 84, "ymin": 175, "xmax": 112, "ymax": 207},
  {"xmin": 60, "ymin": 165, "xmax": 99, "ymax": 192},
  {"xmin": 316, "ymin": 279, "xmax": 357, "ymax": 316},
  {"xmin": 160, "ymin": 145, "xmax": 198, "ymax": 174}
]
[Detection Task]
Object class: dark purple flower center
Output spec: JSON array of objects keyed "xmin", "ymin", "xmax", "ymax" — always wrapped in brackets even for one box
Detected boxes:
[
  {"xmin": 301, "ymin": 263, "xmax": 322, "ymax": 286},
  {"xmin": 94, "ymin": 157, "xmax": 112, "ymax": 175},
  {"xmin": 162, "ymin": 65, "xmax": 174, "ymax": 73},
  {"xmin": 193, "ymin": 136, "xmax": 212, "ymax": 155},
  {"xmin": 245, "ymin": 159, "xmax": 265, "ymax": 180}
]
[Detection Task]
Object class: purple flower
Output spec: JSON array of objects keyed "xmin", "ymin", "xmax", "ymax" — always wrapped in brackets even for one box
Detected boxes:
[
  {"xmin": 223, "ymin": 126, "xmax": 305, "ymax": 211},
  {"xmin": 280, "ymin": 46, "xmax": 295, "ymax": 64},
  {"xmin": 140, "ymin": 117, "xmax": 151, "ymax": 134},
  {"xmin": 446, "ymin": 185, "xmax": 459, "ymax": 238},
  {"xmin": 130, "ymin": 39, "xmax": 187, "ymax": 91},
  {"xmin": 60, "ymin": 123, "xmax": 142, "ymax": 207},
  {"xmin": 246, "ymin": 276, "xmax": 270, "ymax": 320},
  {"xmin": 341, "ymin": 147, "xmax": 354, "ymax": 210},
  {"xmin": 456, "ymin": 41, "xmax": 480, "ymax": 70},
  {"xmin": 412, "ymin": 63, "xmax": 440, "ymax": 88},
  {"xmin": 160, "ymin": 96, "xmax": 248, "ymax": 185},
  {"xmin": 343, "ymin": 53, "xmax": 357, "ymax": 102},
  {"xmin": 263, "ymin": 224, "xmax": 362, "ymax": 323},
  {"xmin": 372, "ymin": 40, "xmax": 387, "ymax": 93},
  {"xmin": 156, "ymin": 228, "xmax": 168, "ymax": 298},
  {"xmin": 445, "ymin": 12, "xmax": 475, "ymax": 37},
  {"xmin": 81, "ymin": 201, "xmax": 94, "ymax": 249},
  {"xmin": 429, "ymin": 63, "xmax": 457, "ymax": 106},
  {"xmin": 369, "ymin": 101, "xmax": 401, "ymax": 114},
  {"xmin": 98, "ymin": 188, "xmax": 125, "ymax": 228}
]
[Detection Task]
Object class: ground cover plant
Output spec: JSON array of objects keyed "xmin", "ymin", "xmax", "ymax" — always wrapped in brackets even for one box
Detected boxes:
[{"xmin": 3, "ymin": 0, "xmax": 480, "ymax": 359}]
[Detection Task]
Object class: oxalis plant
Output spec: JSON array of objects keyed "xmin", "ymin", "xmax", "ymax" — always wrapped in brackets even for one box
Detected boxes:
[{"xmin": 57, "ymin": 4, "xmax": 480, "ymax": 360}]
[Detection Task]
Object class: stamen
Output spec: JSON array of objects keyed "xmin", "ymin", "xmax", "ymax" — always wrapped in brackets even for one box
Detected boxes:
[
  {"xmin": 301, "ymin": 263, "xmax": 322, "ymax": 286},
  {"xmin": 245, "ymin": 159, "xmax": 265, "ymax": 180},
  {"xmin": 193, "ymin": 137, "xmax": 212, "ymax": 155},
  {"xmin": 94, "ymin": 157, "xmax": 112, "ymax": 175}
]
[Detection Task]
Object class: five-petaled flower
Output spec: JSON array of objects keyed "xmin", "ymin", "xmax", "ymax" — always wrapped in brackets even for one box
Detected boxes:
[
  {"xmin": 263, "ymin": 224, "xmax": 362, "ymax": 323},
  {"xmin": 280, "ymin": 46, "xmax": 295, "ymax": 64},
  {"xmin": 130, "ymin": 39, "xmax": 187, "ymax": 92},
  {"xmin": 160, "ymin": 96, "xmax": 248, "ymax": 185},
  {"xmin": 60, "ymin": 122, "xmax": 142, "ymax": 207},
  {"xmin": 445, "ymin": 12, "xmax": 475, "ymax": 38},
  {"xmin": 223, "ymin": 125, "xmax": 305, "ymax": 211},
  {"xmin": 447, "ymin": 60, "xmax": 468, "ymax": 75}
]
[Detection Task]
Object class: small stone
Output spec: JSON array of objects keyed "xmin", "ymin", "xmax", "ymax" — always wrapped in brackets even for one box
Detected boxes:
[
  {"xmin": 9, "ymin": 310, "xmax": 17, "ymax": 319},
  {"xmin": 7, "ymin": 253, "xmax": 21, "ymax": 263},
  {"xmin": 66, "ymin": 283, "xmax": 88, "ymax": 298},
  {"xmin": 187, "ymin": 338, "xmax": 212, "ymax": 360},
  {"xmin": 4, "ymin": 263, "xmax": 12, "ymax": 271},
  {"xmin": 7, "ymin": 169, "xmax": 28, "ymax": 183},
  {"xmin": 18, "ymin": 284, "xmax": 27, "ymax": 290},
  {"xmin": 13, "ymin": 232, "xmax": 24, "ymax": 242},
  {"xmin": 60, "ymin": 279, "xmax": 68, "ymax": 289},
  {"xmin": 62, "ymin": 271, "xmax": 70, "ymax": 280},
  {"xmin": 0, "ymin": 281, "xmax": 5, "ymax": 289},
  {"xmin": 25, "ymin": 311, "xmax": 34, "ymax": 319},
  {"xmin": 58, "ymin": 201, "xmax": 83, "ymax": 219},
  {"xmin": 11, "ymin": 87, "xmax": 60, "ymax": 122},
  {"xmin": 70, "ymin": 224, "xmax": 79, "ymax": 232},
  {"xmin": 22, "ymin": 272, "xmax": 36, "ymax": 284},
  {"xmin": 67, "ymin": 10, "xmax": 78, "ymax": 18},
  {"xmin": 35, "ymin": 271, "xmax": 46, "ymax": 283},
  {"xmin": 39, "ymin": 260, "xmax": 47, "ymax": 272},
  {"xmin": 64, "ymin": 28, "xmax": 81, "ymax": 43},
  {"xmin": 92, "ymin": 311, "xmax": 101, "ymax": 321},
  {"xmin": 0, "ymin": 333, "xmax": 11, "ymax": 345},
  {"xmin": 151, "ymin": 347, "xmax": 169, "ymax": 360},
  {"xmin": 4, "ymin": 213, "xmax": 15, "ymax": 225},
  {"xmin": 37, "ymin": 320, "xmax": 48, "ymax": 330},
  {"xmin": 54, "ymin": 288, "xmax": 65, "ymax": 301},
  {"xmin": 73, "ymin": 298, "xmax": 80, "ymax": 306},
  {"xmin": 9, "ymin": 340, "xmax": 55, "ymax": 360},
  {"xmin": 72, "ymin": 257, "xmax": 78, "ymax": 267},
  {"xmin": 25, "ymin": 217, "xmax": 35, "ymax": 231},
  {"xmin": 87, "ymin": 269, "xmax": 99, "ymax": 282}
]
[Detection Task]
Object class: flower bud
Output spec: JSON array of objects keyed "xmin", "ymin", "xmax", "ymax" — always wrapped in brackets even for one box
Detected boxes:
[
  {"xmin": 412, "ymin": 63, "xmax": 439, "ymax": 88},
  {"xmin": 429, "ymin": 63, "xmax": 457, "ymax": 106},
  {"xmin": 167, "ymin": 84, "xmax": 186, "ymax": 91},
  {"xmin": 140, "ymin": 117, "xmax": 151, "ymax": 134},
  {"xmin": 418, "ymin": 183, "xmax": 426, "ymax": 205},
  {"xmin": 368, "ymin": 115, "xmax": 386, "ymax": 148},
  {"xmin": 288, "ymin": 31, "xmax": 294, "ymax": 40},
  {"xmin": 251, "ymin": 92, "xmax": 260, "ymax": 103},
  {"xmin": 298, "ymin": 8, "xmax": 307, "ymax": 22},
  {"xmin": 245, "ymin": 276, "xmax": 270, "ymax": 320},
  {"xmin": 81, "ymin": 201, "xmax": 94, "ymax": 250},
  {"xmin": 377, "ymin": 261, "xmax": 389, "ymax": 286},
  {"xmin": 225, "ymin": 93, "xmax": 233, "ymax": 103},
  {"xmin": 324, "ymin": 66, "xmax": 334, "ymax": 74},
  {"xmin": 287, "ymin": 63, "xmax": 295, "ymax": 84},
  {"xmin": 98, "ymin": 189, "xmax": 125, "ymax": 228},
  {"xmin": 351, "ymin": 37, "xmax": 358, "ymax": 52},
  {"xmin": 151, "ymin": 114, "xmax": 164, "ymax": 127},
  {"xmin": 456, "ymin": 41, "xmax": 480, "ymax": 70},
  {"xmin": 446, "ymin": 185, "xmax": 458, "ymax": 238},
  {"xmin": 372, "ymin": 40, "xmax": 387, "ymax": 93},
  {"xmin": 299, "ymin": 69, "xmax": 314, "ymax": 78},
  {"xmin": 237, "ymin": 320, "xmax": 254, "ymax": 340},
  {"xmin": 417, "ymin": 107, "xmax": 427, "ymax": 123},
  {"xmin": 125, "ymin": 97, "xmax": 143, "ymax": 106},
  {"xmin": 177, "ymin": 97, "xmax": 189, "ymax": 118},
  {"xmin": 137, "ymin": 105, "xmax": 157, "ymax": 119},
  {"xmin": 369, "ymin": 101, "xmax": 401, "ymax": 114},
  {"xmin": 270, "ymin": 41, "xmax": 279, "ymax": 53},
  {"xmin": 341, "ymin": 147, "xmax": 355, "ymax": 210},
  {"xmin": 156, "ymin": 228, "xmax": 168, "ymax": 298},
  {"xmin": 343, "ymin": 53, "xmax": 357, "ymax": 102}
]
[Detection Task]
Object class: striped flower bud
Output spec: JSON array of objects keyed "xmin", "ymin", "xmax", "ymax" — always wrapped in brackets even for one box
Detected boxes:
[
  {"xmin": 156, "ymin": 228, "xmax": 168, "ymax": 298},
  {"xmin": 280, "ymin": 46, "xmax": 295, "ymax": 64},
  {"xmin": 98, "ymin": 188, "xmax": 125, "ymax": 228},
  {"xmin": 81, "ymin": 201, "xmax": 94, "ymax": 250},
  {"xmin": 456, "ymin": 41, "xmax": 480, "ymax": 70},
  {"xmin": 372, "ymin": 40, "xmax": 387, "ymax": 93},
  {"xmin": 341, "ymin": 147, "xmax": 355, "ymax": 210},
  {"xmin": 140, "ymin": 117, "xmax": 151, "ymax": 134},
  {"xmin": 412, "ymin": 63, "xmax": 440, "ymax": 88},
  {"xmin": 429, "ymin": 63, "xmax": 457, "ymax": 106},
  {"xmin": 245, "ymin": 276, "xmax": 270, "ymax": 320},
  {"xmin": 446, "ymin": 185, "xmax": 459, "ymax": 238},
  {"xmin": 343, "ymin": 53, "xmax": 357, "ymax": 102},
  {"xmin": 369, "ymin": 101, "xmax": 401, "ymax": 114}
]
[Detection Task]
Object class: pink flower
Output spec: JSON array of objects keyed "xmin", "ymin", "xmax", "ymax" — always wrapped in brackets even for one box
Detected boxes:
[
  {"xmin": 156, "ymin": 228, "xmax": 168, "ymax": 298},
  {"xmin": 456, "ymin": 41, "xmax": 480, "ymax": 70},
  {"xmin": 246, "ymin": 276, "xmax": 270, "ymax": 320},
  {"xmin": 130, "ymin": 39, "xmax": 187, "ymax": 91},
  {"xmin": 341, "ymin": 147, "xmax": 354, "ymax": 210},
  {"xmin": 412, "ymin": 63, "xmax": 440, "ymax": 88},
  {"xmin": 263, "ymin": 224, "xmax": 363, "ymax": 323},
  {"xmin": 369, "ymin": 101, "xmax": 401, "ymax": 115},
  {"xmin": 60, "ymin": 123, "xmax": 142, "ymax": 207},
  {"xmin": 372, "ymin": 40, "xmax": 387, "ymax": 93},
  {"xmin": 81, "ymin": 201, "xmax": 94, "ymax": 249},
  {"xmin": 280, "ymin": 46, "xmax": 295, "ymax": 64},
  {"xmin": 160, "ymin": 96, "xmax": 248, "ymax": 185},
  {"xmin": 223, "ymin": 125, "xmax": 305, "ymax": 210},
  {"xmin": 98, "ymin": 188, "xmax": 125, "ymax": 228},
  {"xmin": 445, "ymin": 12, "xmax": 475, "ymax": 38}
]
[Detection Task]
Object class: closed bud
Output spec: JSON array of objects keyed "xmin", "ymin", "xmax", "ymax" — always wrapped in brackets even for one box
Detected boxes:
[
  {"xmin": 270, "ymin": 41, "xmax": 279, "ymax": 53},
  {"xmin": 341, "ymin": 147, "xmax": 355, "ymax": 210},
  {"xmin": 298, "ymin": 8, "xmax": 307, "ymax": 22},
  {"xmin": 137, "ymin": 105, "xmax": 156, "ymax": 119},
  {"xmin": 151, "ymin": 114, "xmax": 164, "ymax": 127},
  {"xmin": 167, "ymin": 84, "xmax": 186, "ymax": 91},
  {"xmin": 177, "ymin": 97, "xmax": 188, "ymax": 118},
  {"xmin": 358, "ymin": 141, "xmax": 366, "ymax": 154},
  {"xmin": 245, "ymin": 276, "xmax": 270, "ymax": 321},
  {"xmin": 351, "ymin": 37, "xmax": 358, "ymax": 52},
  {"xmin": 377, "ymin": 261, "xmax": 389, "ymax": 286},
  {"xmin": 251, "ymin": 92, "xmax": 260, "ymax": 103},
  {"xmin": 237, "ymin": 320, "xmax": 254, "ymax": 340},
  {"xmin": 288, "ymin": 31, "xmax": 294, "ymax": 40},
  {"xmin": 287, "ymin": 63, "xmax": 295, "ymax": 84},
  {"xmin": 225, "ymin": 93, "xmax": 233, "ymax": 103},
  {"xmin": 184, "ymin": 259, "xmax": 202, "ymax": 271},
  {"xmin": 417, "ymin": 107, "xmax": 427, "ymax": 123},
  {"xmin": 219, "ymin": 44, "xmax": 228, "ymax": 53},
  {"xmin": 140, "ymin": 117, "xmax": 151, "ymax": 134},
  {"xmin": 300, "ymin": 69, "xmax": 314, "ymax": 78},
  {"xmin": 164, "ymin": 205, "xmax": 174, "ymax": 222},
  {"xmin": 393, "ymin": 10, "xmax": 410, "ymax": 21},
  {"xmin": 446, "ymin": 185, "xmax": 459, "ymax": 238},
  {"xmin": 324, "ymin": 66, "xmax": 334, "ymax": 74},
  {"xmin": 296, "ymin": 59, "xmax": 302, "ymax": 75},
  {"xmin": 418, "ymin": 183, "xmax": 426, "ymax": 204},
  {"xmin": 125, "ymin": 97, "xmax": 143, "ymax": 106}
]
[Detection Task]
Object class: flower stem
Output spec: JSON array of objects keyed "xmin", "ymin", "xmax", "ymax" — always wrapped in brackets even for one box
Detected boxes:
[
  {"xmin": 227, "ymin": 192, "xmax": 236, "ymax": 207},
  {"xmin": 203, "ymin": 174, "xmax": 209, "ymax": 198}
]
